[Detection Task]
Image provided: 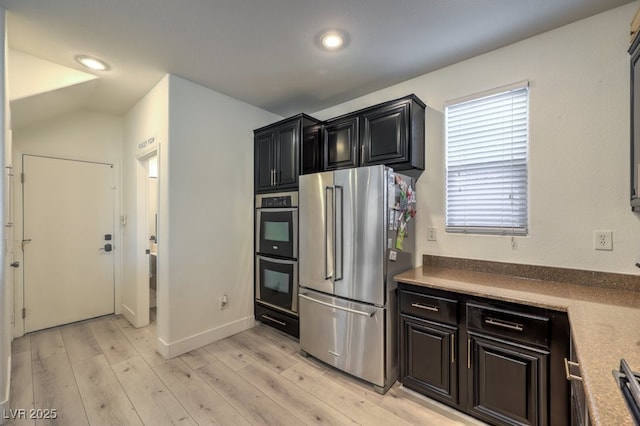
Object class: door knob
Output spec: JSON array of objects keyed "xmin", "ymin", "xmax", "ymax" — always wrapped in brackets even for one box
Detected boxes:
[
  {"xmin": 99, "ymin": 244, "xmax": 113, "ymax": 252},
  {"xmin": 10, "ymin": 261, "xmax": 19, "ymax": 268}
]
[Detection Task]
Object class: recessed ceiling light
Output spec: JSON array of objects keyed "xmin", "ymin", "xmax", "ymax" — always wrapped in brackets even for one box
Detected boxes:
[
  {"xmin": 318, "ymin": 31, "xmax": 348, "ymax": 51},
  {"xmin": 75, "ymin": 55, "xmax": 110, "ymax": 71}
]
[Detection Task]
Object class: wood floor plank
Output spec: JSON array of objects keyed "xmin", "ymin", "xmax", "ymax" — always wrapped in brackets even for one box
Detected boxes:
[
  {"xmin": 12, "ymin": 336, "xmax": 31, "ymax": 355},
  {"xmin": 203, "ymin": 338, "xmax": 257, "ymax": 371},
  {"xmin": 245, "ymin": 325, "xmax": 300, "ymax": 355},
  {"xmin": 112, "ymin": 315, "xmax": 166, "ymax": 366},
  {"xmin": 60, "ymin": 323, "xmax": 102, "ymax": 364},
  {"xmin": 153, "ymin": 358, "xmax": 250, "ymax": 426},
  {"xmin": 30, "ymin": 330, "xmax": 65, "ymax": 362},
  {"xmin": 178, "ymin": 347, "xmax": 217, "ymax": 370},
  {"xmin": 380, "ymin": 384, "xmax": 470, "ymax": 425},
  {"xmin": 87, "ymin": 317, "xmax": 137, "ymax": 365},
  {"xmin": 31, "ymin": 352, "xmax": 88, "ymax": 426},
  {"xmin": 281, "ymin": 361, "xmax": 413, "ymax": 426},
  {"xmin": 9, "ymin": 349, "xmax": 35, "ymax": 426},
  {"xmin": 196, "ymin": 360, "xmax": 303, "ymax": 425},
  {"xmin": 237, "ymin": 361, "xmax": 357, "ymax": 425},
  {"xmin": 112, "ymin": 356, "xmax": 195, "ymax": 426},
  {"xmin": 71, "ymin": 355, "xmax": 142, "ymax": 426},
  {"xmin": 227, "ymin": 330, "xmax": 297, "ymax": 373}
]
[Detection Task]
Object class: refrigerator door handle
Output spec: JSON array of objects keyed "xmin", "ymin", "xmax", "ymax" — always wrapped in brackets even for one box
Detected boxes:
[
  {"xmin": 299, "ymin": 293, "xmax": 375, "ymax": 317},
  {"xmin": 334, "ymin": 185, "xmax": 343, "ymax": 282},
  {"xmin": 324, "ymin": 186, "xmax": 334, "ymax": 280}
]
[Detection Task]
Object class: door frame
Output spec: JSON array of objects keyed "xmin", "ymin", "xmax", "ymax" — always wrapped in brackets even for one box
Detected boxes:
[
  {"xmin": 12, "ymin": 152, "xmax": 122, "ymax": 337},
  {"xmin": 125, "ymin": 149, "xmax": 159, "ymax": 329}
]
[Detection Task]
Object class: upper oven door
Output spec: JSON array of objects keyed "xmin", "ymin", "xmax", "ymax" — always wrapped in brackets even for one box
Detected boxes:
[{"xmin": 256, "ymin": 208, "xmax": 298, "ymax": 259}]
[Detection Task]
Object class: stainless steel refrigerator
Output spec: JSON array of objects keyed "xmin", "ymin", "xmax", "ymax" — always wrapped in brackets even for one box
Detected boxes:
[{"xmin": 298, "ymin": 165, "xmax": 416, "ymax": 394}]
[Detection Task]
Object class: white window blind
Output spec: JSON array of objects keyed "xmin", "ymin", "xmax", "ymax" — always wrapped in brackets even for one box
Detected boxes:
[{"xmin": 445, "ymin": 83, "xmax": 529, "ymax": 235}]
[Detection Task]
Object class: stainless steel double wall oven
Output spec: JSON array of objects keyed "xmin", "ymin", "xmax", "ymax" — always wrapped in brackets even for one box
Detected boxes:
[{"xmin": 255, "ymin": 192, "xmax": 299, "ymax": 326}]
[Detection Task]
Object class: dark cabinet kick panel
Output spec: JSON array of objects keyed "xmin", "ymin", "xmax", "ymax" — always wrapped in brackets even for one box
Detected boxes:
[{"xmin": 398, "ymin": 283, "xmax": 570, "ymax": 426}]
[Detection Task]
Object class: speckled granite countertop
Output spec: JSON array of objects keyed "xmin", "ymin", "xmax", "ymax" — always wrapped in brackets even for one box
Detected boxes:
[{"xmin": 395, "ymin": 264, "xmax": 640, "ymax": 426}]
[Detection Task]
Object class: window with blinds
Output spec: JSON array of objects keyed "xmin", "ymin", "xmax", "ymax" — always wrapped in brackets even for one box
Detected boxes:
[{"xmin": 445, "ymin": 82, "xmax": 529, "ymax": 235}]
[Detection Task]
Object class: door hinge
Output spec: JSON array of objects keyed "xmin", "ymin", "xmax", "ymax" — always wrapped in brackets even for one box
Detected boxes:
[
  {"xmin": 22, "ymin": 307, "xmax": 25, "ymax": 319},
  {"xmin": 21, "ymin": 173, "xmax": 25, "ymax": 183}
]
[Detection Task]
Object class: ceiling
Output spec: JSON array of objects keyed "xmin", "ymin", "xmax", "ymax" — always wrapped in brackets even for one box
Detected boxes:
[{"xmin": 0, "ymin": 0, "xmax": 634, "ymax": 124}]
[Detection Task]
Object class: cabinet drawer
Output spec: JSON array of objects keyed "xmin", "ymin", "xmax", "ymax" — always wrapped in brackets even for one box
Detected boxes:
[
  {"xmin": 400, "ymin": 290, "xmax": 457, "ymax": 325},
  {"xmin": 467, "ymin": 303, "xmax": 550, "ymax": 348},
  {"xmin": 255, "ymin": 303, "xmax": 299, "ymax": 338}
]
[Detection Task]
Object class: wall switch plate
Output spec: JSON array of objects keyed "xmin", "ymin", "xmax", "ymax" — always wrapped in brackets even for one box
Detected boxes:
[
  {"xmin": 594, "ymin": 230, "xmax": 613, "ymax": 251},
  {"xmin": 427, "ymin": 227, "xmax": 437, "ymax": 241}
]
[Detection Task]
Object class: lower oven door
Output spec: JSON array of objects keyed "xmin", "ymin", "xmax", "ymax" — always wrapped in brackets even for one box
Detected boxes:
[
  {"xmin": 255, "ymin": 255, "xmax": 298, "ymax": 314},
  {"xmin": 299, "ymin": 288, "xmax": 385, "ymax": 387}
]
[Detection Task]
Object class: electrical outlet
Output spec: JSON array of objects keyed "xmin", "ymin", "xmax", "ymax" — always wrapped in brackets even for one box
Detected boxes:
[
  {"xmin": 427, "ymin": 227, "xmax": 437, "ymax": 241},
  {"xmin": 594, "ymin": 230, "xmax": 613, "ymax": 251},
  {"xmin": 220, "ymin": 294, "xmax": 228, "ymax": 310}
]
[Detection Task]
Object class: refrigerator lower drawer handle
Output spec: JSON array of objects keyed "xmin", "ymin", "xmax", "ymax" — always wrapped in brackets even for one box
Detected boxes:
[{"xmin": 299, "ymin": 294, "xmax": 375, "ymax": 317}]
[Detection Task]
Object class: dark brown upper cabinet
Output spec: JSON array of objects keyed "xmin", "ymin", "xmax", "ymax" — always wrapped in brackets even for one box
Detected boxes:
[
  {"xmin": 322, "ymin": 94, "xmax": 425, "ymax": 173},
  {"xmin": 323, "ymin": 115, "xmax": 359, "ymax": 170},
  {"xmin": 254, "ymin": 114, "xmax": 321, "ymax": 193}
]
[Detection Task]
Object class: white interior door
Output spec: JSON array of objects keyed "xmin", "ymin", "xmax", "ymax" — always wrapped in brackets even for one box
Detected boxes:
[{"xmin": 23, "ymin": 155, "xmax": 115, "ymax": 332}]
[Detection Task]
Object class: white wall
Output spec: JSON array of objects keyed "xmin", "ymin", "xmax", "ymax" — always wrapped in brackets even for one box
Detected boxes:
[
  {"xmin": 11, "ymin": 109, "xmax": 124, "ymax": 335},
  {"xmin": 122, "ymin": 74, "xmax": 280, "ymax": 356},
  {"xmin": 313, "ymin": 3, "xmax": 640, "ymax": 276},
  {"xmin": 122, "ymin": 76, "xmax": 168, "ymax": 328},
  {"xmin": 161, "ymin": 74, "xmax": 280, "ymax": 355}
]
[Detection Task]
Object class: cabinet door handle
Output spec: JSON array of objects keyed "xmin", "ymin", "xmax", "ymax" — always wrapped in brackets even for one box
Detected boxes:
[
  {"xmin": 564, "ymin": 358, "xmax": 583, "ymax": 382},
  {"xmin": 261, "ymin": 314, "xmax": 286, "ymax": 326},
  {"xmin": 271, "ymin": 169, "xmax": 275, "ymax": 186},
  {"xmin": 451, "ymin": 334, "xmax": 455, "ymax": 364},
  {"xmin": 411, "ymin": 302, "xmax": 439, "ymax": 312},
  {"xmin": 467, "ymin": 338, "xmax": 471, "ymax": 369},
  {"xmin": 485, "ymin": 317, "xmax": 524, "ymax": 332}
]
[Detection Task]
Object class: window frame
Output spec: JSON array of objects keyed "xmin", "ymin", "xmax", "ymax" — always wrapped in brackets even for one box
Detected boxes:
[{"xmin": 444, "ymin": 81, "xmax": 530, "ymax": 236}]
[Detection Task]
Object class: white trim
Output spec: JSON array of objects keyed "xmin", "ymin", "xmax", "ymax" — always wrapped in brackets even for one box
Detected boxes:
[
  {"xmin": 156, "ymin": 316, "xmax": 256, "ymax": 359},
  {"xmin": 120, "ymin": 303, "xmax": 136, "ymax": 326},
  {"xmin": 0, "ymin": 354, "xmax": 9, "ymax": 425},
  {"xmin": 444, "ymin": 80, "xmax": 529, "ymax": 108}
]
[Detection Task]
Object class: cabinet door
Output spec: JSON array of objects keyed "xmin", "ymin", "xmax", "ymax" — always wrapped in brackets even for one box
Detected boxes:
[
  {"xmin": 323, "ymin": 116, "xmax": 359, "ymax": 170},
  {"xmin": 361, "ymin": 100, "xmax": 409, "ymax": 166},
  {"xmin": 255, "ymin": 130, "xmax": 275, "ymax": 192},
  {"xmin": 301, "ymin": 123, "xmax": 322, "ymax": 174},
  {"xmin": 275, "ymin": 121, "xmax": 300, "ymax": 189},
  {"xmin": 468, "ymin": 333, "xmax": 549, "ymax": 426},
  {"xmin": 400, "ymin": 315, "xmax": 458, "ymax": 405}
]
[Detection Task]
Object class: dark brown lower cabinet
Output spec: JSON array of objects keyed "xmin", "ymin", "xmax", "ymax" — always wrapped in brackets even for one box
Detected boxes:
[
  {"xmin": 400, "ymin": 315, "xmax": 458, "ymax": 405},
  {"xmin": 398, "ymin": 284, "xmax": 569, "ymax": 426},
  {"xmin": 468, "ymin": 333, "xmax": 549, "ymax": 426}
]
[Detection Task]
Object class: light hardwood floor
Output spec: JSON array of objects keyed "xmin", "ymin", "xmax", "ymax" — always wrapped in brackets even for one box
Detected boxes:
[{"xmin": 6, "ymin": 313, "xmax": 483, "ymax": 425}]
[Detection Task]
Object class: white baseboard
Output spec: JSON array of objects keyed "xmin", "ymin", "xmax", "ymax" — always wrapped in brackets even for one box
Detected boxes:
[
  {"xmin": 0, "ymin": 354, "xmax": 11, "ymax": 425},
  {"xmin": 120, "ymin": 304, "xmax": 136, "ymax": 327},
  {"xmin": 157, "ymin": 316, "xmax": 257, "ymax": 359}
]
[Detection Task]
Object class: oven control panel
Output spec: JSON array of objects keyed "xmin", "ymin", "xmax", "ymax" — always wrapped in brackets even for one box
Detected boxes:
[{"xmin": 256, "ymin": 191, "xmax": 298, "ymax": 208}]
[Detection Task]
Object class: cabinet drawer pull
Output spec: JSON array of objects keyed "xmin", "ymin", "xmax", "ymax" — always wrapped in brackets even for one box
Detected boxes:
[
  {"xmin": 564, "ymin": 358, "xmax": 583, "ymax": 382},
  {"xmin": 261, "ymin": 314, "xmax": 286, "ymax": 326},
  {"xmin": 485, "ymin": 317, "xmax": 524, "ymax": 332},
  {"xmin": 411, "ymin": 302, "xmax": 439, "ymax": 312}
]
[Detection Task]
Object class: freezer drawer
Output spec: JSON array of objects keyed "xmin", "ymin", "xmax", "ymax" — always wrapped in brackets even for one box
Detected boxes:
[{"xmin": 299, "ymin": 289, "xmax": 385, "ymax": 387}]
